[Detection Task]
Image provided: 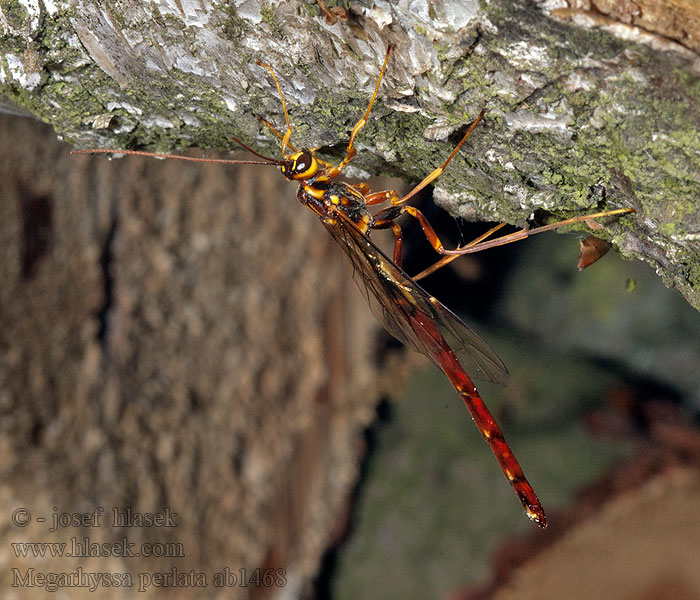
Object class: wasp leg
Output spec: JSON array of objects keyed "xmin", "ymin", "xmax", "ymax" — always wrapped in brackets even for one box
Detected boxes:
[
  {"xmin": 378, "ymin": 204, "xmax": 635, "ymax": 270},
  {"xmin": 371, "ymin": 211, "xmax": 404, "ymax": 266},
  {"xmin": 392, "ymin": 109, "xmax": 486, "ymax": 207},
  {"xmin": 366, "ymin": 189, "xmax": 401, "ymax": 206},
  {"xmin": 327, "ymin": 45, "xmax": 393, "ymax": 178},
  {"xmin": 350, "ymin": 182, "xmax": 372, "ymax": 195},
  {"xmin": 419, "ymin": 207, "xmax": 636, "ymax": 256},
  {"xmin": 257, "ymin": 61, "xmax": 295, "ymax": 157},
  {"xmin": 257, "ymin": 116, "xmax": 297, "ymax": 153},
  {"xmin": 414, "ymin": 223, "xmax": 508, "ymax": 281},
  {"xmin": 374, "ymin": 204, "xmax": 451, "ymax": 258}
]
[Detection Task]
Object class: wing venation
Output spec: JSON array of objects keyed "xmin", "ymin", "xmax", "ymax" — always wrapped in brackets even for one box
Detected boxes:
[{"xmin": 323, "ymin": 215, "xmax": 509, "ymax": 386}]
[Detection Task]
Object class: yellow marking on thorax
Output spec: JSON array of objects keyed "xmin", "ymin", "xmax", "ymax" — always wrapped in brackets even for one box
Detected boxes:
[
  {"xmin": 304, "ymin": 184, "xmax": 325, "ymax": 200},
  {"xmin": 356, "ymin": 214, "xmax": 372, "ymax": 233}
]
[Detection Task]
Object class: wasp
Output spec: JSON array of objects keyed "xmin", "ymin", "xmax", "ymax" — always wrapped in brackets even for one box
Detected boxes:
[{"xmin": 74, "ymin": 44, "xmax": 635, "ymax": 527}]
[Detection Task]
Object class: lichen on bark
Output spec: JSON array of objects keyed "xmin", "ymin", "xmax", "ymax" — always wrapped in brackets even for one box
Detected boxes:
[{"xmin": 2, "ymin": 0, "xmax": 699, "ymax": 308}]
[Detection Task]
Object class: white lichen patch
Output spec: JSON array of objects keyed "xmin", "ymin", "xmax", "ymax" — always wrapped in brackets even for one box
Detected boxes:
[
  {"xmin": 489, "ymin": 70, "xmax": 520, "ymax": 98},
  {"xmin": 562, "ymin": 70, "xmax": 596, "ymax": 92},
  {"xmin": 623, "ymin": 67, "xmax": 649, "ymax": 85},
  {"xmin": 433, "ymin": 187, "xmax": 503, "ymax": 221},
  {"xmin": 154, "ymin": 0, "xmax": 211, "ymax": 27},
  {"xmin": 360, "ymin": 4, "xmax": 393, "ymax": 30},
  {"xmin": 106, "ymin": 101, "xmax": 143, "ymax": 115},
  {"xmin": 234, "ymin": 0, "xmax": 262, "ymax": 24},
  {"xmin": 518, "ymin": 71, "xmax": 548, "ymax": 90},
  {"xmin": 172, "ymin": 52, "xmax": 206, "ymax": 77},
  {"xmin": 342, "ymin": 164, "xmax": 373, "ymax": 180},
  {"xmin": 141, "ymin": 115, "xmax": 176, "ymax": 129},
  {"xmin": 4, "ymin": 53, "xmax": 40, "ymax": 90},
  {"xmin": 423, "ymin": 119, "xmax": 459, "ymax": 141},
  {"xmin": 503, "ymin": 99, "xmax": 574, "ymax": 138},
  {"xmin": 42, "ymin": 0, "xmax": 59, "ymax": 16},
  {"xmin": 18, "ymin": 0, "xmax": 41, "ymax": 31},
  {"xmin": 589, "ymin": 105, "xmax": 608, "ymax": 129},
  {"xmin": 374, "ymin": 139, "xmax": 398, "ymax": 162},
  {"xmin": 179, "ymin": 112, "xmax": 201, "ymax": 127},
  {"xmin": 442, "ymin": 1, "xmax": 480, "ymax": 30},
  {"xmin": 503, "ymin": 109, "xmax": 570, "ymax": 135},
  {"xmin": 537, "ymin": 0, "xmax": 568, "ymax": 10},
  {"xmin": 405, "ymin": 0, "xmax": 480, "ymax": 32},
  {"xmin": 385, "ymin": 99, "xmax": 420, "ymax": 113},
  {"xmin": 485, "ymin": 148, "xmax": 516, "ymax": 171},
  {"xmin": 502, "ymin": 183, "xmax": 530, "ymax": 208},
  {"xmin": 426, "ymin": 78, "xmax": 456, "ymax": 103},
  {"xmin": 500, "ymin": 40, "xmax": 551, "ymax": 70},
  {"xmin": 222, "ymin": 95, "xmax": 237, "ymax": 113},
  {"xmin": 528, "ymin": 190, "xmax": 558, "ymax": 209}
]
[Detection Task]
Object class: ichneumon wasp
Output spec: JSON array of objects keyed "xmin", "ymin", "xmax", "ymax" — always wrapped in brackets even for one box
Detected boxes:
[{"xmin": 74, "ymin": 44, "xmax": 636, "ymax": 528}]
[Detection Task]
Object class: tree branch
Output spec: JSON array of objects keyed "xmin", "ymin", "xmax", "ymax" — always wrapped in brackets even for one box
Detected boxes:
[{"xmin": 2, "ymin": 0, "xmax": 699, "ymax": 308}]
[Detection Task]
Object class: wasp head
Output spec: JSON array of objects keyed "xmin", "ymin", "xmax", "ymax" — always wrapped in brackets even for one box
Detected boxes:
[{"xmin": 281, "ymin": 149, "xmax": 318, "ymax": 181}]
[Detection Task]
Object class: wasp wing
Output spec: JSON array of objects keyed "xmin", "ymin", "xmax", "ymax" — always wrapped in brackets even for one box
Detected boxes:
[{"xmin": 323, "ymin": 215, "xmax": 509, "ymax": 386}]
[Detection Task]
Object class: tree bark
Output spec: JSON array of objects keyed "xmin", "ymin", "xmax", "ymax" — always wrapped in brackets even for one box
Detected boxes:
[
  {"xmin": 2, "ymin": 0, "xmax": 700, "ymax": 307},
  {"xmin": 0, "ymin": 112, "xmax": 385, "ymax": 597}
]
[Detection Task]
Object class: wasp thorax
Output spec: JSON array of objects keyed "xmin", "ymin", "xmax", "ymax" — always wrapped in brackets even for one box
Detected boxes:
[{"xmin": 282, "ymin": 149, "xmax": 318, "ymax": 180}]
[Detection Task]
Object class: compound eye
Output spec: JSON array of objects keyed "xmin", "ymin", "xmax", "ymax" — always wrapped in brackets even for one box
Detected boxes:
[
  {"xmin": 290, "ymin": 150, "xmax": 317, "ymax": 179},
  {"xmin": 295, "ymin": 151, "xmax": 312, "ymax": 173}
]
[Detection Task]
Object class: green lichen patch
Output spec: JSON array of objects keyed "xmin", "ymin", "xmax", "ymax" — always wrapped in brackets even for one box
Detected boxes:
[{"xmin": 0, "ymin": 0, "xmax": 29, "ymax": 32}]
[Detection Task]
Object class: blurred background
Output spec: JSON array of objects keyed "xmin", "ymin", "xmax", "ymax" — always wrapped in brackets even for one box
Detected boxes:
[{"xmin": 2, "ymin": 111, "xmax": 700, "ymax": 600}]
